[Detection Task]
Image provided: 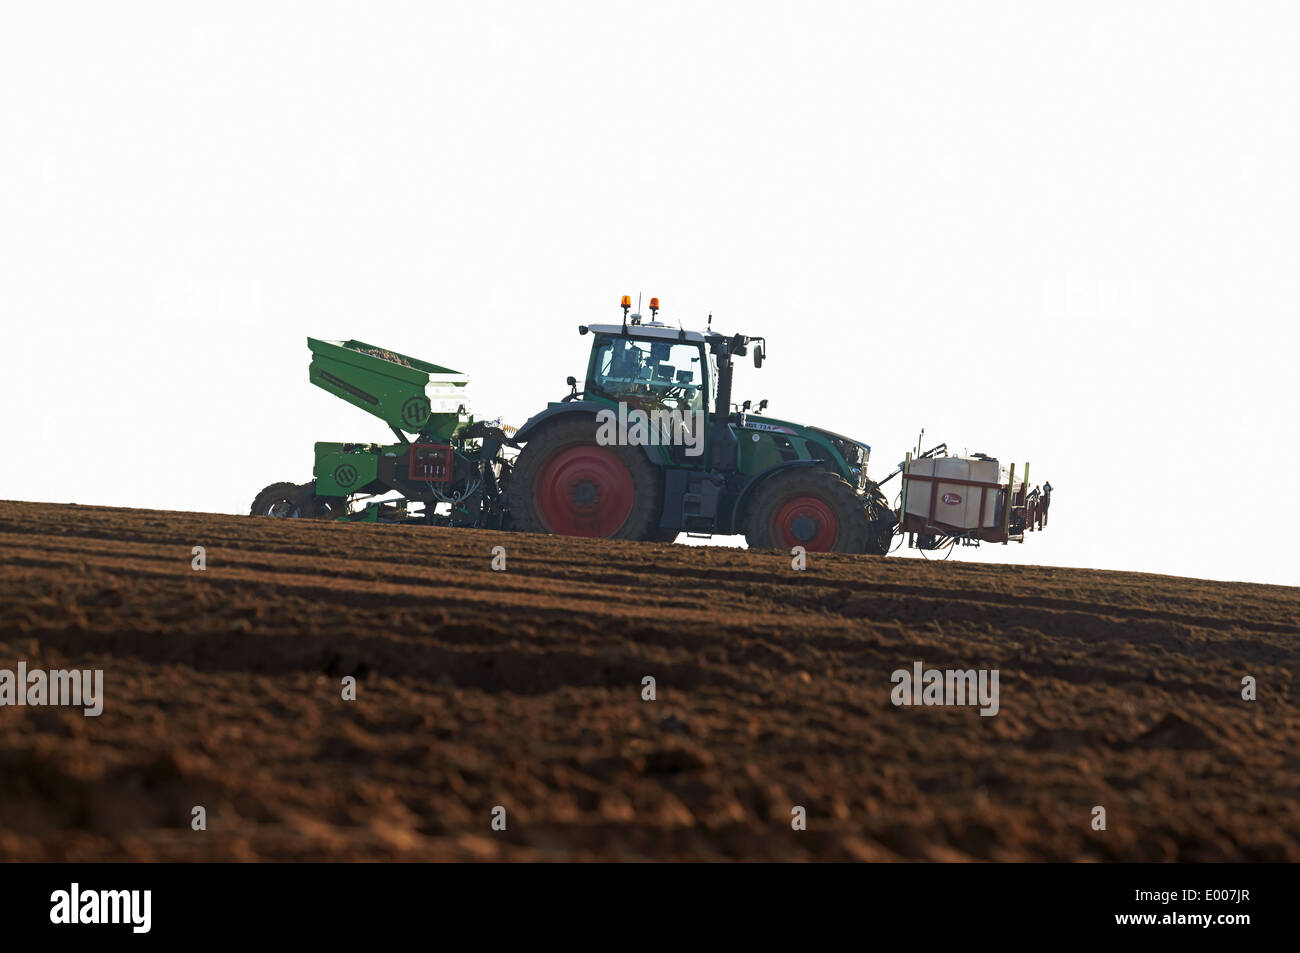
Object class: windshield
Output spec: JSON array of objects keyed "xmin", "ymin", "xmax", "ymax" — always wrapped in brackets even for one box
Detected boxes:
[{"xmin": 590, "ymin": 336, "xmax": 706, "ymax": 412}]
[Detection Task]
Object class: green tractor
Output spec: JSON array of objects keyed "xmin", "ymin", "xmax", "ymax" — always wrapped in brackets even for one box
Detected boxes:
[{"xmin": 251, "ymin": 297, "xmax": 897, "ymax": 554}]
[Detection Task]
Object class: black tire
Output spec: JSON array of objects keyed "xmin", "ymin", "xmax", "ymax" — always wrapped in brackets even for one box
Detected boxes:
[
  {"xmin": 250, "ymin": 481, "xmax": 343, "ymax": 520},
  {"xmin": 861, "ymin": 482, "xmax": 898, "ymax": 556},
  {"xmin": 508, "ymin": 416, "xmax": 663, "ymax": 540},
  {"xmin": 863, "ymin": 527, "xmax": 894, "ymax": 556},
  {"xmin": 742, "ymin": 468, "xmax": 872, "ymax": 554}
]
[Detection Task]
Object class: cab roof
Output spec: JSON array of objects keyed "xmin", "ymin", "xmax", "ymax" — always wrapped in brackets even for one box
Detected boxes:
[{"xmin": 585, "ymin": 323, "xmax": 708, "ymax": 343}]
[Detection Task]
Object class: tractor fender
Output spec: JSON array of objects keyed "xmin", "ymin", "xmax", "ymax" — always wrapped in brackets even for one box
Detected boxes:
[
  {"xmin": 513, "ymin": 402, "xmax": 661, "ymax": 463},
  {"xmin": 728, "ymin": 459, "xmax": 826, "ymax": 531}
]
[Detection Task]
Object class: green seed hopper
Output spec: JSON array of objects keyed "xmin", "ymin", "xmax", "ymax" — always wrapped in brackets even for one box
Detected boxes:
[{"xmin": 307, "ymin": 337, "xmax": 471, "ymax": 440}]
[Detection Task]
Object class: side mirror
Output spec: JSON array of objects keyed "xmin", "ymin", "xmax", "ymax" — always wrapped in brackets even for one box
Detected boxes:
[
  {"xmin": 742, "ymin": 399, "xmax": 752, "ymax": 411},
  {"xmin": 753, "ymin": 345, "xmax": 764, "ymax": 368},
  {"xmin": 566, "ymin": 376, "xmax": 577, "ymax": 387},
  {"xmin": 758, "ymin": 399, "xmax": 768, "ymax": 412}
]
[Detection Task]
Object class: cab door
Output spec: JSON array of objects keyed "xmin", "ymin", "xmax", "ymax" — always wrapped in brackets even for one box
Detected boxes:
[{"xmin": 586, "ymin": 334, "xmax": 710, "ymax": 468}]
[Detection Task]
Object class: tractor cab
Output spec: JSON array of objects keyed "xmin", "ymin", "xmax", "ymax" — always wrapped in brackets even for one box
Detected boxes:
[
  {"xmin": 582, "ymin": 326, "xmax": 710, "ymax": 414},
  {"xmin": 576, "ymin": 298, "xmax": 769, "ymax": 475},
  {"xmin": 577, "ymin": 297, "xmax": 763, "ymax": 427}
]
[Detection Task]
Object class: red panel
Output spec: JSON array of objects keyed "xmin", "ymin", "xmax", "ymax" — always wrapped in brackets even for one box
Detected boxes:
[{"xmin": 409, "ymin": 443, "xmax": 455, "ymax": 483}]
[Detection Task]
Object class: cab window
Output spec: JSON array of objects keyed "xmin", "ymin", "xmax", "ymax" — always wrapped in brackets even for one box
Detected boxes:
[{"xmin": 590, "ymin": 337, "xmax": 706, "ymax": 413}]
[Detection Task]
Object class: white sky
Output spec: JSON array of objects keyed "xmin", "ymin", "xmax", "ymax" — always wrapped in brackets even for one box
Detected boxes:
[{"xmin": 2, "ymin": 2, "xmax": 1297, "ymax": 586}]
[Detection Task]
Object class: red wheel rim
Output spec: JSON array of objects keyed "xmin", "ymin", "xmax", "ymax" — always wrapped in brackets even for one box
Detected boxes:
[
  {"xmin": 772, "ymin": 496, "xmax": 839, "ymax": 551},
  {"xmin": 534, "ymin": 445, "xmax": 635, "ymax": 537}
]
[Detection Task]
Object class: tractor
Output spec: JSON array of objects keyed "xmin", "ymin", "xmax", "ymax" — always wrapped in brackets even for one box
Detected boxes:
[
  {"xmin": 504, "ymin": 297, "xmax": 895, "ymax": 553},
  {"xmin": 251, "ymin": 296, "xmax": 1043, "ymax": 555}
]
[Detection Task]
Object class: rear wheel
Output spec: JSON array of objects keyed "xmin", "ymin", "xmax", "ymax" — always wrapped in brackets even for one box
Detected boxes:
[
  {"xmin": 250, "ymin": 481, "xmax": 343, "ymax": 520},
  {"xmin": 508, "ymin": 417, "xmax": 662, "ymax": 539},
  {"xmin": 743, "ymin": 469, "xmax": 872, "ymax": 554}
]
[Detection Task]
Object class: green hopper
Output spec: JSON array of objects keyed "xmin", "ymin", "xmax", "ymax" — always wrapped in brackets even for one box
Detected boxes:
[{"xmin": 306, "ymin": 337, "xmax": 471, "ymax": 441}]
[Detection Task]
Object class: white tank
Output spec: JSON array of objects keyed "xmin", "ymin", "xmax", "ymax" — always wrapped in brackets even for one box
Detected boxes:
[{"xmin": 905, "ymin": 456, "xmax": 1006, "ymax": 529}]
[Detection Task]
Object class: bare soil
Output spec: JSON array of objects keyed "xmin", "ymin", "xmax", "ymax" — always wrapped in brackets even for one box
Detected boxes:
[{"xmin": 1, "ymin": 500, "xmax": 1296, "ymax": 861}]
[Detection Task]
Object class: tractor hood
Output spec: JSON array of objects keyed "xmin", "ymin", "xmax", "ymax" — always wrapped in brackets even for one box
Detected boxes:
[
  {"xmin": 738, "ymin": 415, "xmax": 871, "ymax": 463},
  {"xmin": 808, "ymin": 426, "xmax": 872, "ymax": 459}
]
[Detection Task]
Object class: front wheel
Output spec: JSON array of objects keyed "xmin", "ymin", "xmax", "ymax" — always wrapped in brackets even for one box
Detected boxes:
[{"xmin": 743, "ymin": 469, "xmax": 874, "ymax": 554}]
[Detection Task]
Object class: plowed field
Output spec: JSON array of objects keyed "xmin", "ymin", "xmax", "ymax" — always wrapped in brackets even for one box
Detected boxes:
[{"xmin": 1, "ymin": 501, "xmax": 1296, "ymax": 861}]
